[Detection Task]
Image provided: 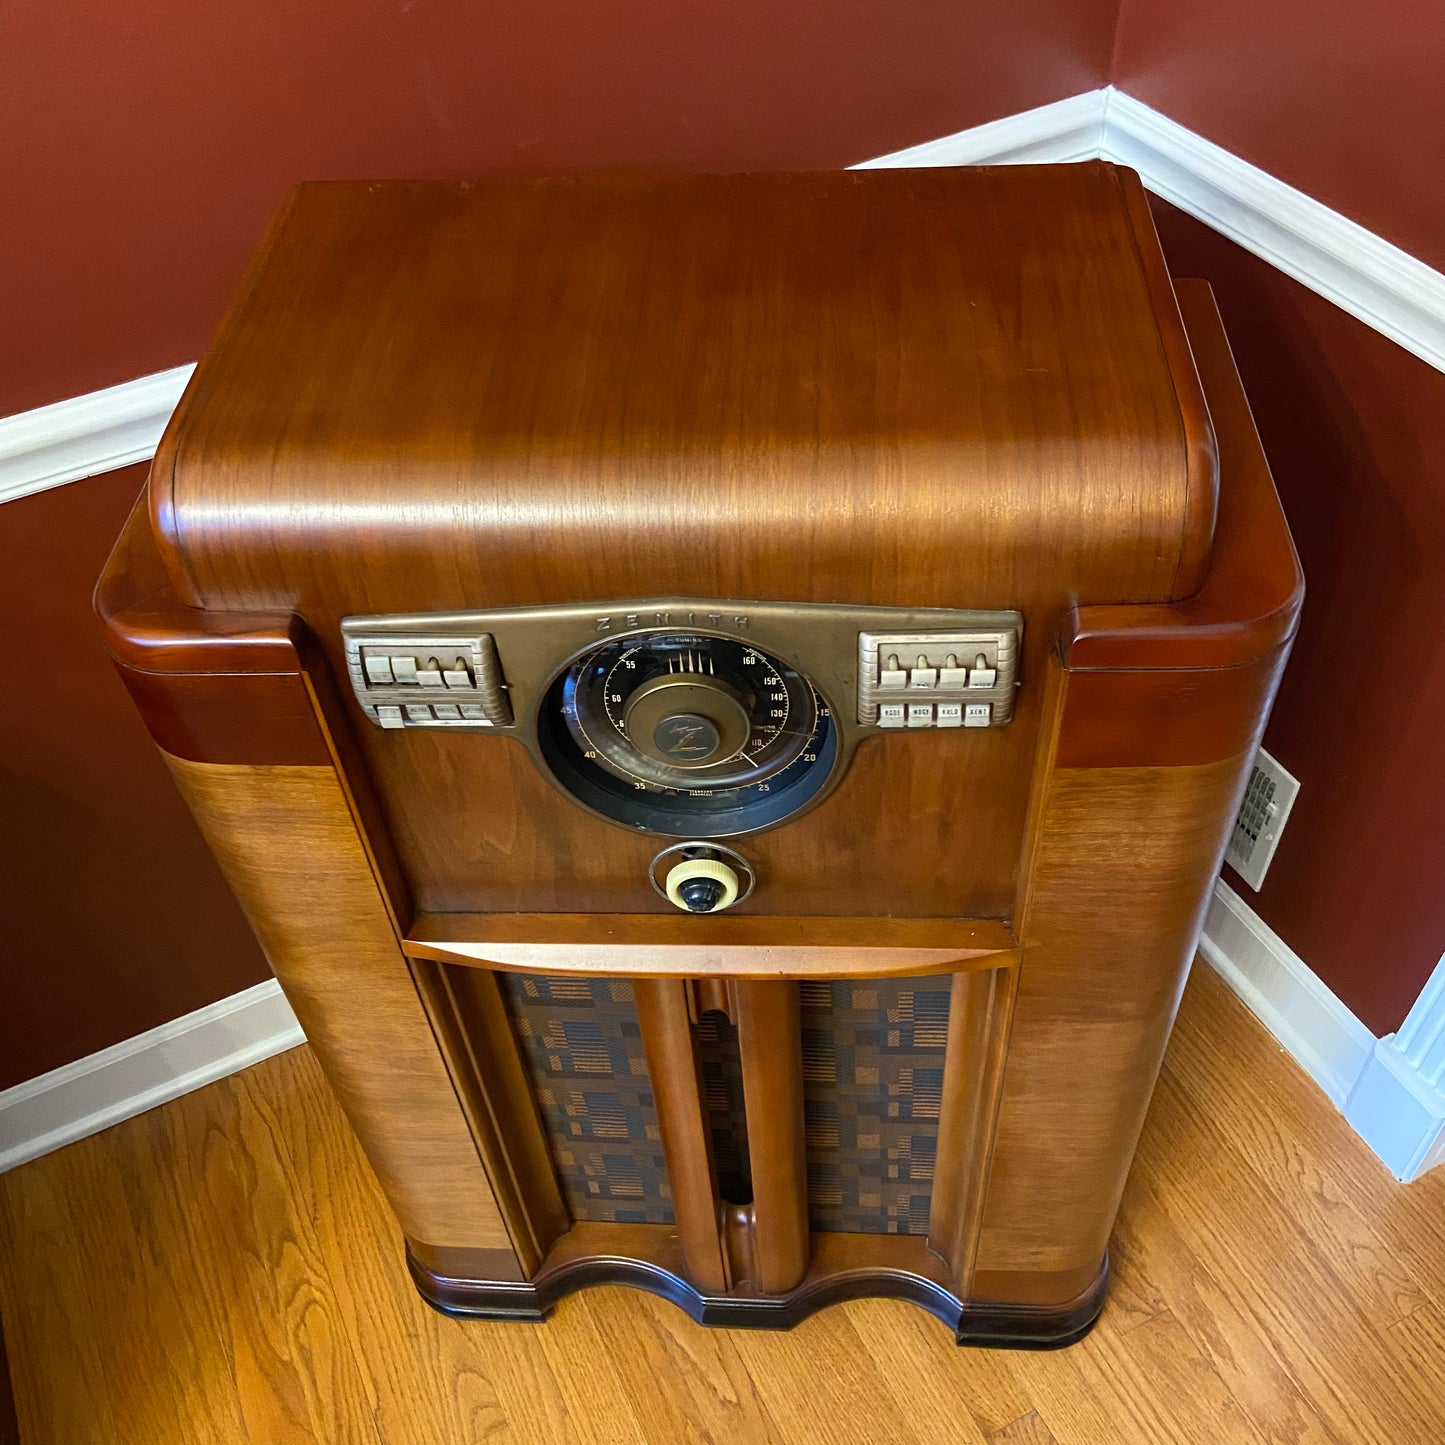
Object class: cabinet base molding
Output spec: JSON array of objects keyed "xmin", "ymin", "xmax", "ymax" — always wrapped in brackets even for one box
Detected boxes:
[{"xmin": 406, "ymin": 1229, "xmax": 1108, "ymax": 1348}]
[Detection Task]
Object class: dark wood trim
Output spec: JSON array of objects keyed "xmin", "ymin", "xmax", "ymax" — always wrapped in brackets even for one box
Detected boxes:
[
  {"xmin": 406, "ymin": 1228, "xmax": 1108, "ymax": 1348},
  {"xmin": 1053, "ymin": 646, "xmax": 1291, "ymax": 771},
  {"xmin": 95, "ymin": 486, "xmax": 332, "ymax": 767}
]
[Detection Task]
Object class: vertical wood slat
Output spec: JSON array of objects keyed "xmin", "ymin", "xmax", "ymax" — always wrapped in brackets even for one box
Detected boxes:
[
  {"xmin": 732, "ymin": 979, "xmax": 810, "ymax": 1293},
  {"xmin": 929, "ymin": 963, "xmax": 1021, "ymax": 1290},
  {"xmin": 632, "ymin": 978, "xmax": 730, "ymax": 1293},
  {"xmin": 409, "ymin": 960, "xmax": 571, "ymax": 1276}
]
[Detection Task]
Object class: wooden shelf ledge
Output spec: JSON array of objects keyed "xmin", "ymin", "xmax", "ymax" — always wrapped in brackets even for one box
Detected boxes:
[{"xmin": 404, "ymin": 912, "xmax": 1017, "ymax": 980}]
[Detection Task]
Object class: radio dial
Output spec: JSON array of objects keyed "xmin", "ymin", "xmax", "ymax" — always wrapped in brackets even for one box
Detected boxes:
[{"xmin": 546, "ymin": 631, "xmax": 835, "ymax": 835}]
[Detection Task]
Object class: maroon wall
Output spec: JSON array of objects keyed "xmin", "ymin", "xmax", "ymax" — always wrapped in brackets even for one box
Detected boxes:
[
  {"xmin": 1154, "ymin": 202, "xmax": 1445, "ymax": 1034},
  {"xmin": 0, "ymin": 0, "xmax": 1115, "ymax": 415},
  {"xmin": 0, "ymin": 467, "xmax": 269, "ymax": 1090},
  {"xmin": 1114, "ymin": 0, "xmax": 1445, "ymax": 1030},
  {"xmin": 0, "ymin": 4, "xmax": 1119, "ymax": 1082},
  {"xmin": 1115, "ymin": 0, "xmax": 1445, "ymax": 271},
  {"xmin": 3, "ymin": 2, "xmax": 1442, "ymax": 1083}
]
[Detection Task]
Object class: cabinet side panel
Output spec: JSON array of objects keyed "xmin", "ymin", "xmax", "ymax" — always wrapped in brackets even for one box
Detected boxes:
[
  {"xmin": 974, "ymin": 747, "xmax": 1252, "ymax": 1294},
  {"xmin": 165, "ymin": 756, "xmax": 521, "ymax": 1276}
]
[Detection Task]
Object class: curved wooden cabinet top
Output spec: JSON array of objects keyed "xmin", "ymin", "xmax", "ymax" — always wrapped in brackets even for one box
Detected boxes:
[
  {"xmin": 147, "ymin": 166, "xmax": 1217, "ymax": 630},
  {"xmin": 1065, "ymin": 282, "xmax": 1303, "ymax": 673}
]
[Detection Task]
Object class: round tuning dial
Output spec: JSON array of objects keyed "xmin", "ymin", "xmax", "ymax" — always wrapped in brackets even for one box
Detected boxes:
[
  {"xmin": 540, "ymin": 631, "xmax": 836, "ymax": 836},
  {"xmin": 665, "ymin": 857, "xmax": 739, "ymax": 912}
]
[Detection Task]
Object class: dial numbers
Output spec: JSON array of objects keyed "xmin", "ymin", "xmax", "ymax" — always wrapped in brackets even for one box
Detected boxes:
[
  {"xmin": 564, "ymin": 634, "xmax": 816, "ymax": 794},
  {"xmin": 540, "ymin": 630, "xmax": 835, "ymax": 835}
]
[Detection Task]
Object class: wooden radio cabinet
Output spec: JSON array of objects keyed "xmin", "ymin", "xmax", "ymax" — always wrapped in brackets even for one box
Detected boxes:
[{"xmin": 97, "ymin": 166, "xmax": 1301, "ymax": 1345}]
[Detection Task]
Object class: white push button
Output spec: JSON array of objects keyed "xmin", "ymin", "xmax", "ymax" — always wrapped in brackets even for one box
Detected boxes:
[
  {"xmin": 878, "ymin": 702, "xmax": 907, "ymax": 728},
  {"xmin": 364, "ymin": 654, "xmax": 395, "ymax": 685},
  {"xmin": 968, "ymin": 653, "xmax": 997, "ymax": 688},
  {"xmin": 939, "ymin": 665, "xmax": 968, "ymax": 689},
  {"xmin": 417, "ymin": 662, "xmax": 445, "ymax": 688},
  {"xmin": 458, "ymin": 704, "xmax": 488, "ymax": 721},
  {"xmin": 377, "ymin": 705, "xmax": 405, "ymax": 729},
  {"xmin": 964, "ymin": 702, "xmax": 992, "ymax": 727},
  {"xmin": 442, "ymin": 660, "xmax": 473, "ymax": 688},
  {"xmin": 432, "ymin": 702, "xmax": 462, "ymax": 720},
  {"xmin": 907, "ymin": 702, "xmax": 934, "ymax": 727},
  {"xmin": 908, "ymin": 655, "xmax": 938, "ymax": 689},
  {"xmin": 878, "ymin": 654, "xmax": 907, "ymax": 690},
  {"xmin": 391, "ymin": 655, "xmax": 419, "ymax": 685},
  {"xmin": 405, "ymin": 703, "xmax": 433, "ymax": 721},
  {"xmin": 936, "ymin": 702, "xmax": 963, "ymax": 727}
]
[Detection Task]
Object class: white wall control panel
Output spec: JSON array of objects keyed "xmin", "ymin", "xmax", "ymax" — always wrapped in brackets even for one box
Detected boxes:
[{"xmin": 857, "ymin": 628, "xmax": 1019, "ymax": 728}]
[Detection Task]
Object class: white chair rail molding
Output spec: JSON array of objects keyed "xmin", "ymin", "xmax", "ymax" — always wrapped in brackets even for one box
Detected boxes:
[{"xmin": 2, "ymin": 83, "xmax": 1443, "ymax": 1183}]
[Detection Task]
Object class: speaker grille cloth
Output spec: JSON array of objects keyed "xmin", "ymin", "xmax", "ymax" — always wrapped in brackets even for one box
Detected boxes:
[
  {"xmin": 501, "ymin": 973, "xmax": 673, "ymax": 1225},
  {"xmin": 800, "ymin": 978, "xmax": 952, "ymax": 1235}
]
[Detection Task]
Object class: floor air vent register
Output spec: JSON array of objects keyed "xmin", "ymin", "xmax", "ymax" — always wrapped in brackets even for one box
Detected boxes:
[{"xmin": 97, "ymin": 168, "xmax": 1301, "ymax": 1345}]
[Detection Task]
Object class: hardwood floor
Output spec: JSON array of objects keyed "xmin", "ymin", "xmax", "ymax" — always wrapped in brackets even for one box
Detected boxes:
[{"xmin": 2, "ymin": 963, "xmax": 1442, "ymax": 1443}]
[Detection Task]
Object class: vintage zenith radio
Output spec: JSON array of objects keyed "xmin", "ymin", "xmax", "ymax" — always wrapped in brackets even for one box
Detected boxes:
[{"xmin": 98, "ymin": 167, "xmax": 1301, "ymax": 1345}]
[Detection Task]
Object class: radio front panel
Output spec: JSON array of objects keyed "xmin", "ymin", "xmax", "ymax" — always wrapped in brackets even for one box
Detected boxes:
[{"xmin": 341, "ymin": 598, "xmax": 1022, "ymax": 845}]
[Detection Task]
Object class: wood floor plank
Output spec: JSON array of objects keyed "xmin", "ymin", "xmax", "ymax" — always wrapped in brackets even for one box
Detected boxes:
[
  {"xmin": 575, "ymin": 1286, "xmax": 784, "ymax": 1445},
  {"xmin": 32, "ymin": 1109, "xmax": 248, "ymax": 1445},
  {"xmin": 1178, "ymin": 969, "xmax": 1445, "ymax": 1312},
  {"xmin": 238, "ymin": 1048, "xmax": 518, "ymax": 1445},
  {"xmin": 1105, "ymin": 1168, "xmax": 1337, "ymax": 1445},
  {"xmin": 843, "ymin": 1299, "xmax": 992, "ymax": 1445},
  {"xmin": 1163, "ymin": 969, "xmax": 1432, "ymax": 1329},
  {"xmin": 725, "ymin": 1304, "xmax": 924, "ymax": 1445},
  {"xmin": 3, "ymin": 963, "xmax": 1445, "ymax": 1444},
  {"xmin": 173, "ymin": 1067, "xmax": 385, "ymax": 1445},
  {"xmin": 1078, "ymin": 1311, "xmax": 1269, "ymax": 1445},
  {"xmin": 1385, "ymin": 1302, "xmax": 1445, "ymax": 1399},
  {"xmin": 1136, "ymin": 1066, "xmax": 1441, "ymax": 1444},
  {"xmin": 987, "ymin": 1411, "xmax": 1059, "ymax": 1444},
  {"xmin": 0, "ymin": 1165, "xmax": 125, "ymax": 1445}
]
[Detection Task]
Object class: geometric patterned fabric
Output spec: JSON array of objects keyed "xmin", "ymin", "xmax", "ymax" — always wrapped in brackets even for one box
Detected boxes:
[
  {"xmin": 500, "ymin": 973, "xmax": 674, "ymax": 1225},
  {"xmin": 799, "ymin": 978, "xmax": 952, "ymax": 1235},
  {"xmin": 501, "ymin": 972, "xmax": 953, "ymax": 1236}
]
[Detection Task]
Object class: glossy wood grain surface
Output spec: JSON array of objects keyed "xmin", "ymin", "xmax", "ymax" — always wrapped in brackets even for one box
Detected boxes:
[
  {"xmin": 1065, "ymin": 281, "xmax": 1303, "ymax": 672},
  {"xmin": 135, "ymin": 165, "xmax": 1219, "ymax": 919},
  {"xmin": 91, "ymin": 175, "xmax": 1302, "ymax": 1330},
  {"xmin": 6, "ymin": 968, "xmax": 1443, "ymax": 1445},
  {"xmin": 632, "ymin": 980, "xmax": 731, "ymax": 1293},
  {"xmin": 406, "ymin": 912, "xmax": 1016, "ymax": 978},
  {"xmin": 152, "ymin": 167, "xmax": 1210, "ymax": 619},
  {"xmin": 164, "ymin": 756, "xmax": 520, "ymax": 1271},
  {"xmin": 407, "ymin": 960, "xmax": 570, "ymax": 1277}
]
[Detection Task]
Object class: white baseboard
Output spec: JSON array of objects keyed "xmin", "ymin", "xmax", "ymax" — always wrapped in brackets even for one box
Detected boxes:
[
  {"xmin": 1198, "ymin": 880, "xmax": 1374, "ymax": 1108},
  {"xmin": 0, "ymin": 979, "xmax": 304, "ymax": 1173},
  {"xmin": 0, "ymin": 363, "xmax": 193, "ymax": 505},
  {"xmin": 1200, "ymin": 879, "xmax": 1445, "ymax": 1181}
]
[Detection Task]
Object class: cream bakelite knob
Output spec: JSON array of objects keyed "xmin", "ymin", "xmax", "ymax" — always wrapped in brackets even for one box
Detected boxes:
[{"xmin": 664, "ymin": 857, "xmax": 740, "ymax": 913}]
